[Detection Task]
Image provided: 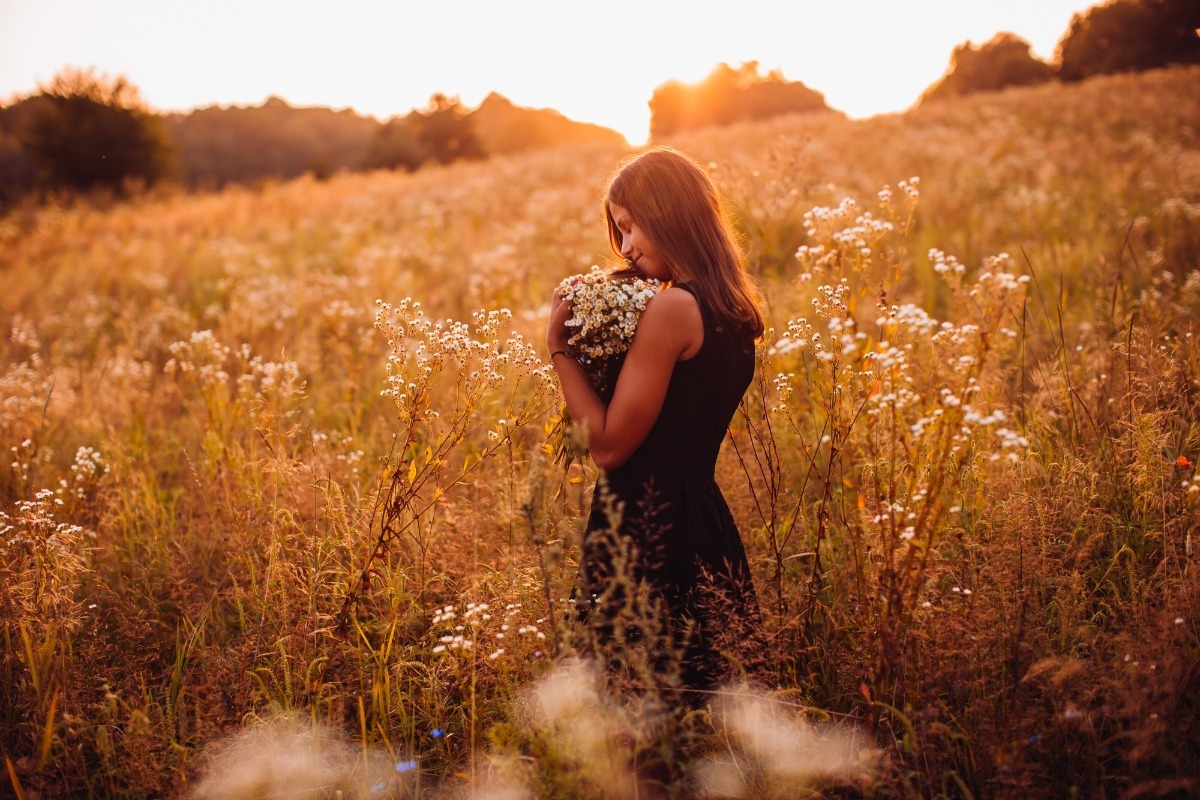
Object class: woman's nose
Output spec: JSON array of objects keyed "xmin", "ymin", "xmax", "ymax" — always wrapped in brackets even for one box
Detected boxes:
[{"xmin": 619, "ymin": 236, "xmax": 633, "ymax": 256}]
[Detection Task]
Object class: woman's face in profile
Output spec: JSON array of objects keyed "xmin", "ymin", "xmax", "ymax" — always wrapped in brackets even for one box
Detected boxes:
[{"xmin": 609, "ymin": 201, "xmax": 671, "ymax": 282}]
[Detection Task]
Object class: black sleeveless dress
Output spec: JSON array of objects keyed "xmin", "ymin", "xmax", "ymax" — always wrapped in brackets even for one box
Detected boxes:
[{"xmin": 579, "ymin": 284, "xmax": 768, "ymax": 692}]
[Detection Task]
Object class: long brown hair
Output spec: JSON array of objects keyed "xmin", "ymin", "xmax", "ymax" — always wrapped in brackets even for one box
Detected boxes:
[{"xmin": 604, "ymin": 146, "xmax": 764, "ymax": 338}]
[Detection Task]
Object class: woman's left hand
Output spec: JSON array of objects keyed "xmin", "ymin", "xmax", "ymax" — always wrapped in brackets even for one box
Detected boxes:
[{"xmin": 546, "ymin": 287, "xmax": 572, "ymax": 354}]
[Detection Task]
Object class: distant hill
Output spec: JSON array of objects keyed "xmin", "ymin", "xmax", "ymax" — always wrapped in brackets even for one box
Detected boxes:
[
  {"xmin": 468, "ymin": 93, "xmax": 627, "ymax": 154},
  {"xmin": 165, "ymin": 97, "xmax": 379, "ymax": 187},
  {"xmin": 161, "ymin": 94, "xmax": 626, "ymax": 188},
  {"xmin": 0, "ymin": 89, "xmax": 629, "ymax": 199}
]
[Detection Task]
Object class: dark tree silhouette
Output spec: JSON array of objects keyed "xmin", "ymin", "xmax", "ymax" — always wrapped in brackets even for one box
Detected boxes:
[
  {"xmin": 1056, "ymin": 0, "xmax": 1200, "ymax": 81},
  {"xmin": 0, "ymin": 97, "xmax": 44, "ymax": 206},
  {"xmin": 650, "ymin": 62, "xmax": 831, "ymax": 139},
  {"xmin": 410, "ymin": 94, "xmax": 486, "ymax": 165},
  {"xmin": 19, "ymin": 68, "xmax": 174, "ymax": 193},
  {"xmin": 3, "ymin": 76, "xmax": 624, "ymax": 201},
  {"xmin": 919, "ymin": 33, "xmax": 1056, "ymax": 105},
  {"xmin": 361, "ymin": 118, "xmax": 427, "ymax": 172}
]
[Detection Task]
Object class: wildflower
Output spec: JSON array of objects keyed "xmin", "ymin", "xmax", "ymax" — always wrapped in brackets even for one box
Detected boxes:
[
  {"xmin": 1177, "ymin": 455, "xmax": 1190, "ymax": 467},
  {"xmin": 395, "ymin": 759, "xmax": 418, "ymax": 773},
  {"xmin": 430, "ymin": 728, "xmax": 445, "ymax": 739}
]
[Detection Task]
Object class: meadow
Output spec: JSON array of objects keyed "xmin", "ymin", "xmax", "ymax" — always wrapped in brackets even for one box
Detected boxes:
[{"xmin": 2, "ymin": 65, "xmax": 1199, "ymax": 798}]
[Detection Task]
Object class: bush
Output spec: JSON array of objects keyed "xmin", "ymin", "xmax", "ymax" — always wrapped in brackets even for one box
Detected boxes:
[
  {"xmin": 1056, "ymin": 0, "xmax": 1200, "ymax": 81},
  {"xmin": 18, "ymin": 67, "xmax": 174, "ymax": 193},
  {"xmin": 920, "ymin": 33, "xmax": 1056, "ymax": 104}
]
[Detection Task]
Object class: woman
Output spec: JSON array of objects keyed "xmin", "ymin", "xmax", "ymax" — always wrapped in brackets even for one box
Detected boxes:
[{"xmin": 546, "ymin": 146, "xmax": 768, "ymax": 693}]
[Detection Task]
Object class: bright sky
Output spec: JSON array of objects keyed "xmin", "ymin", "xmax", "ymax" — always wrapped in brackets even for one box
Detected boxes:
[{"xmin": 1, "ymin": 0, "xmax": 1098, "ymax": 145}]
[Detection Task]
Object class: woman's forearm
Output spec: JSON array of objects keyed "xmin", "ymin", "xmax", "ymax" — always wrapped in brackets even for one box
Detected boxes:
[
  {"xmin": 547, "ymin": 289, "xmax": 692, "ymax": 471},
  {"xmin": 550, "ymin": 351, "xmax": 617, "ymax": 465}
]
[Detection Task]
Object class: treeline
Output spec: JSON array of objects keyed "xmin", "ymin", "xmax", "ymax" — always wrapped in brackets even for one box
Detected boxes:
[
  {"xmin": 165, "ymin": 96, "xmax": 381, "ymax": 187},
  {"xmin": 2, "ymin": 0, "xmax": 1194, "ymax": 206},
  {"xmin": 645, "ymin": 0, "xmax": 1199, "ymax": 135},
  {"xmin": 919, "ymin": 0, "xmax": 1200, "ymax": 104},
  {"xmin": 0, "ymin": 72, "xmax": 625, "ymax": 206}
]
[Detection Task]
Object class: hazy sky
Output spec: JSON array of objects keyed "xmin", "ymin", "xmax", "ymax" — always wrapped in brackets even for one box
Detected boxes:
[{"xmin": 1, "ymin": 0, "xmax": 1098, "ymax": 144}]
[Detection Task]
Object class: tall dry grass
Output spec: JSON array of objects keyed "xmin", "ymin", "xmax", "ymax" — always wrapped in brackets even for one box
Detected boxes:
[{"xmin": 1, "ymin": 65, "xmax": 1198, "ymax": 798}]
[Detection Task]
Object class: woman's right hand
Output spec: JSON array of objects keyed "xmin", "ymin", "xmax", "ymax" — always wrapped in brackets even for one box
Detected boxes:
[{"xmin": 546, "ymin": 287, "xmax": 572, "ymax": 355}]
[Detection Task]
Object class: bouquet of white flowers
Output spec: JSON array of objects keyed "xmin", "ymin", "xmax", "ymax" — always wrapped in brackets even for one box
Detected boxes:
[
  {"xmin": 551, "ymin": 264, "xmax": 661, "ymax": 461},
  {"xmin": 556, "ymin": 264, "xmax": 662, "ymax": 398}
]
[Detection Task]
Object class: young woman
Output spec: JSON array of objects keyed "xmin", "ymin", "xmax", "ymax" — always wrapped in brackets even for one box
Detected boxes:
[{"xmin": 546, "ymin": 146, "xmax": 768, "ymax": 693}]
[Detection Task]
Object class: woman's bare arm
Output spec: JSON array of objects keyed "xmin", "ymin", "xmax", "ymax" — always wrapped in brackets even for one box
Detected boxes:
[{"xmin": 548, "ymin": 287, "xmax": 702, "ymax": 471}]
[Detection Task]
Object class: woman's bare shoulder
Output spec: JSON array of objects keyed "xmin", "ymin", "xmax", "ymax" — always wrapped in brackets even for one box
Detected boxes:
[
  {"xmin": 642, "ymin": 285, "xmax": 701, "ymax": 319},
  {"xmin": 634, "ymin": 286, "xmax": 703, "ymax": 356}
]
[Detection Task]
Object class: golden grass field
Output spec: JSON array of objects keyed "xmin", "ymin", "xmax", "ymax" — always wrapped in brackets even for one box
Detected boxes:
[{"xmin": 2, "ymin": 65, "xmax": 1199, "ymax": 798}]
